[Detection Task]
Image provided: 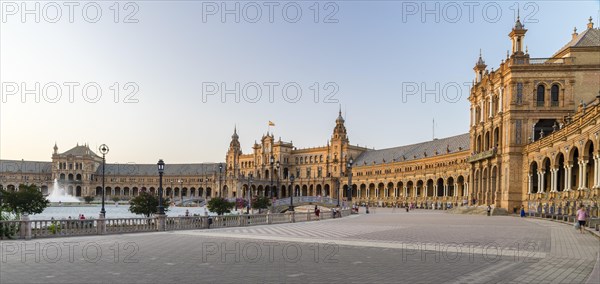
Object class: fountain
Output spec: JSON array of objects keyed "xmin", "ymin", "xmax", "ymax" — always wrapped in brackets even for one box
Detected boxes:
[{"xmin": 47, "ymin": 179, "xmax": 81, "ymax": 203}]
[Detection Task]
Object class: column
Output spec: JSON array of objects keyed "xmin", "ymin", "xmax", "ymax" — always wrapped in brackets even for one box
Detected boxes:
[
  {"xmin": 465, "ymin": 182, "xmax": 469, "ymax": 196},
  {"xmin": 444, "ymin": 184, "xmax": 448, "ymax": 197},
  {"xmin": 528, "ymin": 174, "xmax": 532, "ymax": 194},
  {"xmin": 565, "ymin": 165, "xmax": 572, "ymax": 191},
  {"xmin": 537, "ymin": 172, "xmax": 542, "ymax": 193},
  {"xmin": 551, "ymin": 169, "xmax": 557, "ymax": 192},
  {"xmin": 538, "ymin": 171, "xmax": 546, "ymax": 193},
  {"xmin": 404, "ymin": 186, "xmax": 408, "ymax": 197},
  {"xmin": 580, "ymin": 160, "xmax": 588, "ymax": 190},
  {"xmin": 480, "ymin": 101, "xmax": 484, "ymax": 123},
  {"xmin": 594, "ymin": 155, "xmax": 600, "ymax": 188},
  {"xmin": 498, "ymin": 87, "xmax": 503, "ymax": 113},
  {"xmin": 489, "ymin": 95, "xmax": 493, "ymax": 118},
  {"xmin": 471, "ymin": 107, "xmax": 474, "ymax": 126}
]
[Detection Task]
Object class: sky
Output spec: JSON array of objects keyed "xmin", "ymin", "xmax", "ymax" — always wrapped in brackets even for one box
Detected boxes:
[{"xmin": 1, "ymin": 0, "xmax": 599, "ymax": 164}]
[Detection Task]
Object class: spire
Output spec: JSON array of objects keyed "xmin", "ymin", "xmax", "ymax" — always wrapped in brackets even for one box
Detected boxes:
[
  {"xmin": 588, "ymin": 16, "xmax": 594, "ymax": 29},
  {"xmin": 514, "ymin": 8, "xmax": 524, "ymax": 30},
  {"xmin": 572, "ymin": 27, "xmax": 579, "ymax": 39},
  {"xmin": 476, "ymin": 49, "xmax": 486, "ymax": 67},
  {"xmin": 53, "ymin": 142, "xmax": 58, "ymax": 154},
  {"xmin": 231, "ymin": 125, "xmax": 239, "ymax": 140},
  {"xmin": 336, "ymin": 105, "xmax": 345, "ymax": 124}
]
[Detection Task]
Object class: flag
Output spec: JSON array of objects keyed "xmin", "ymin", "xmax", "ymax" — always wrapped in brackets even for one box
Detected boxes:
[{"xmin": 268, "ymin": 121, "xmax": 275, "ymax": 126}]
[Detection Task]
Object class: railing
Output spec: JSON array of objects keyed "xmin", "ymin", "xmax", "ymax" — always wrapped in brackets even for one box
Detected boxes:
[
  {"xmin": 0, "ymin": 209, "xmax": 353, "ymax": 240},
  {"xmin": 510, "ymin": 57, "xmax": 571, "ymax": 65},
  {"xmin": 467, "ymin": 148, "xmax": 497, "ymax": 163}
]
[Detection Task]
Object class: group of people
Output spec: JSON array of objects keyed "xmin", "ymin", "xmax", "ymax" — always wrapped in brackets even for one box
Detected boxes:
[
  {"xmin": 519, "ymin": 204, "xmax": 590, "ymax": 234},
  {"xmin": 313, "ymin": 205, "xmax": 342, "ymax": 218}
]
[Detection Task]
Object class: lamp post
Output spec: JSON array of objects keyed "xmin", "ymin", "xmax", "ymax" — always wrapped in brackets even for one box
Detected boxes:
[
  {"xmin": 247, "ymin": 173, "xmax": 253, "ymax": 214},
  {"xmin": 219, "ymin": 164, "xmax": 223, "ymax": 197},
  {"xmin": 178, "ymin": 179, "xmax": 183, "ymax": 205},
  {"xmin": 98, "ymin": 144, "xmax": 109, "ymax": 218},
  {"xmin": 289, "ymin": 174, "xmax": 295, "ymax": 212},
  {"xmin": 269, "ymin": 155, "xmax": 274, "ymax": 199},
  {"xmin": 157, "ymin": 159, "xmax": 165, "ymax": 215},
  {"xmin": 347, "ymin": 157, "xmax": 354, "ymax": 205},
  {"xmin": 276, "ymin": 161, "xmax": 280, "ymax": 198},
  {"xmin": 336, "ymin": 179, "xmax": 340, "ymax": 206}
]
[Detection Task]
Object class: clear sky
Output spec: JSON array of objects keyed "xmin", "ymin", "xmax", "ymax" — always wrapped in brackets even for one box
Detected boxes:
[{"xmin": 1, "ymin": 0, "xmax": 598, "ymax": 164}]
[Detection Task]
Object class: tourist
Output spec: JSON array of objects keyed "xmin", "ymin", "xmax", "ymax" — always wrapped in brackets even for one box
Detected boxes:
[
  {"xmin": 80, "ymin": 214, "xmax": 86, "ymax": 220},
  {"xmin": 185, "ymin": 209, "xmax": 189, "ymax": 217},
  {"xmin": 576, "ymin": 205, "xmax": 588, "ymax": 234},
  {"xmin": 68, "ymin": 216, "xmax": 72, "ymax": 220},
  {"xmin": 520, "ymin": 205, "xmax": 526, "ymax": 217},
  {"xmin": 487, "ymin": 205, "xmax": 492, "ymax": 216},
  {"xmin": 332, "ymin": 207, "xmax": 337, "ymax": 218}
]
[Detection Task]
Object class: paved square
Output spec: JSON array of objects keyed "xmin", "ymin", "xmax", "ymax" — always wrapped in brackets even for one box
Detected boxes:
[{"xmin": 1, "ymin": 210, "xmax": 598, "ymax": 283}]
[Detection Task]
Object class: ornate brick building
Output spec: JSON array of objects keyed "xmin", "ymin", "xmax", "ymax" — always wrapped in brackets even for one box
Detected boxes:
[{"xmin": 1, "ymin": 18, "xmax": 599, "ymax": 214}]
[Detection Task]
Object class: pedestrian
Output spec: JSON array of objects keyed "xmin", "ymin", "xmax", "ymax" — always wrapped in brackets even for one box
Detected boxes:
[
  {"xmin": 487, "ymin": 205, "xmax": 492, "ymax": 216},
  {"xmin": 576, "ymin": 205, "xmax": 588, "ymax": 234},
  {"xmin": 185, "ymin": 209, "xmax": 190, "ymax": 217},
  {"xmin": 80, "ymin": 214, "xmax": 86, "ymax": 220},
  {"xmin": 366, "ymin": 204, "xmax": 370, "ymax": 214},
  {"xmin": 332, "ymin": 207, "xmax": 337, "ymax": 218},
  {"xmin": 520, "ymin": 205, "xmax": 526, "ymax": 218}
]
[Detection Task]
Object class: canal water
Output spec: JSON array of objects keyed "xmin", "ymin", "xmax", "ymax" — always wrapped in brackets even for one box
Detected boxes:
[{"xmin": 28, "ymin": 205, "xmax": 221, "ymax": 220}]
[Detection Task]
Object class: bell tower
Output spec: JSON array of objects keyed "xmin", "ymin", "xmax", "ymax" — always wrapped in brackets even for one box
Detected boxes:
[
  {"xmin": 509, "ymin": 13, "xmax": 527, "ymax": 56},
  {"xmin": 330, "ymin": 107, "xmax": 349, "ymax": 177},
  {"xmin": 226, "ymin": 126, "xmax": 242, "ymax": 177}
]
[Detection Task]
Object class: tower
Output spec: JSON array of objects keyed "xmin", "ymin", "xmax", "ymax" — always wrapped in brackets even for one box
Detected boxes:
[
  {"xmin": 474, "ymin": 50, "xmax": 487, "ymax": 84},
  {"xmin": 226, "ymin": 126, "xmax": 242, "ymax": 177},
  {"xmin": 330, "ymin": 108, "xmax": 349, "ymax": 177},
  {"xmin": 509, "ymin": 13, "xmax": 527, "ymax": 56}
]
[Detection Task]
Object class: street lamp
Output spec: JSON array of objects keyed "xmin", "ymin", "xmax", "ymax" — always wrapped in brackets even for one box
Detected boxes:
[
  {"xmin": 98, "ymin": 144, "xmax": 109, "ymax": 218},
  {"xmin": 178, "ymin": 179, "xmax": 183, "ymax": 205},
  {"xmin": 247, "ymin": 173, "xmax": 253, "ymax": 214},
  {"xmin": 289, "ymin": 174, "xmax": 295, "ymax": 212},
  {"xmin": 347, "ymin": 157, "xmax": 354, "ymax": 204},
  {"xmin": 276, "ymin": 161, "xmax": 280, "ymax": 198},
  {"xmin": 157, "ymin": 159, "xmax": 165, "ymax": 215},
  {"xmin": 336, "ymin": 179, "xmax": 340, "ymax": 206},
  {"xmin": 269, "ymin": 155, "xmax": 274, "ymax": 199},
  {"xmin": 219, "ymin": 164, "xmax": 223, "ymax": 197}
]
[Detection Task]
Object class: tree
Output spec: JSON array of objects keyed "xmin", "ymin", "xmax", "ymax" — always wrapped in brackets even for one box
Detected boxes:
[
  {"xmin": 83, "ymin": 196, "xmax": 95, "ymax": 204},
  {"xmin": 111, "ymin": 196, "xmax": 120, "ymax": 203},
  {"xmin": 1, "ymin": 184, "xmax": 49, "ymax": 216},
  {"xmin": 128, "ymin": 192, "xmax": 170, "ymax": 217},
  {"xmin": 252, "ymin": 196, "xmax": 271, "ymax": 213},
  {"xmin": 207, "ymin": 197, "xmax": 235, "ymax": 215}
]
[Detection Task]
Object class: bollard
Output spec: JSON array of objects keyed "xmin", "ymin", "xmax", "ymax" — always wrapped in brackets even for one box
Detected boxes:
[
  {"xmin": 97, "ymin": 213, "xmax": 107, "ymax": 235},
  {"xmin": 20, "ymin": 214, "xmax": 32, "ymax": 240},
  {"xmin": 156, "ymin": 214, "xmax": 166, "ymax": 231}
]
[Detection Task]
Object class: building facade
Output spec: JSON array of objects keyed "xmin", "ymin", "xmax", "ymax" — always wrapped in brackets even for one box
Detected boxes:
[{"xmin": 1, "ymin": 18, "xmax": 599, "ymax": 214}]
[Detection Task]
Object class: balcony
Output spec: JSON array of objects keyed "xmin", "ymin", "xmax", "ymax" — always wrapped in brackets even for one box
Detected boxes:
[
  {"xmin": 467, "ymin": 148, "xmax": 498, "ymax": 163},
  {"xmin": 510, "ymin": 57, "xmax": 572, "ymax": 66}
]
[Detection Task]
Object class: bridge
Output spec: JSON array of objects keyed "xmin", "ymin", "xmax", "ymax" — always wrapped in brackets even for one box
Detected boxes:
[
  {"xmin": 174, "ymin": 197, "xmax": 206, "ymax": 207},
  {"xmin": 272, "ymin": 196, "xmax": 343, "ymax": 212},
  {"xmin": 174, "ymin": 196, "xmax": 344, "ymax": 212}
]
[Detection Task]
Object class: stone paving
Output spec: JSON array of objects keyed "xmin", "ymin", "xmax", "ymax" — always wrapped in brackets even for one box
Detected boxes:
[{"xmin": 1, "ymin": 209, "xmax": 598, "ymax": 283}]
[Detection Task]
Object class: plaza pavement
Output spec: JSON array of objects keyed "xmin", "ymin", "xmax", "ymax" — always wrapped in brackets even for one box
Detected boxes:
[{"xmin": 1, "ymin": 208, "xmax": 598, "ymax": 283}]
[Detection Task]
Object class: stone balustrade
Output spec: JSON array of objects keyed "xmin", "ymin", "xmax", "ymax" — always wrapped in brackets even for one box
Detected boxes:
[{"xmin": 0, "ymin": 209, "xmax": 352, "ymax": 240}]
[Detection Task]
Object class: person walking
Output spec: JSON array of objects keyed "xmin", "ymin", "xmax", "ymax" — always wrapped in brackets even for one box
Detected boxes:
[
  {"xmin": 520, "ymin": 205, "xmax": 526, "ymax": 218},
  {"xmin": 576, "ymin": 205, "xmax": 588, "ymax": 234}
]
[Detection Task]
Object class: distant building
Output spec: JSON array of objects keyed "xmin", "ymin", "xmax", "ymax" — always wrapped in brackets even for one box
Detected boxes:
[{"xmin": 1, "ymin": 18, "xmax": 599, "ymax": 213}]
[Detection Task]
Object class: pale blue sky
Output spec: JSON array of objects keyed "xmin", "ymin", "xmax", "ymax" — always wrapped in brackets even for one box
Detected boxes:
[{"xmin": 1, "ymin": 1, "xmax": 598, "ymax": 164}]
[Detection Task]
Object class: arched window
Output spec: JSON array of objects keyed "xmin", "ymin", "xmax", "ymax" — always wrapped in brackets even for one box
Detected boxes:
[
  {"xmin": 536, "ymin": 85, "xmax": 545, "ymax": 106},
  {"xmin": 551, "ymin": 84, "xmax": 559, "ymax": 106}
]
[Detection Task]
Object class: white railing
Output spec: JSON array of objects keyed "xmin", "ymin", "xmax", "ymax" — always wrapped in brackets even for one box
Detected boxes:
[{"xmin": 0, "ymin": 209, "xmax": 353, "ymax": 240}]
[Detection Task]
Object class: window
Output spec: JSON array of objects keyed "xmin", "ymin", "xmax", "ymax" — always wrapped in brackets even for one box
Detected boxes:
[
  {"xmin": 536, "ymin": 85, "xmax": 545, "ymax": 106},
  {"xmin": 551, "ymin": 84, "xmax": 559, "ymax": 106}
]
